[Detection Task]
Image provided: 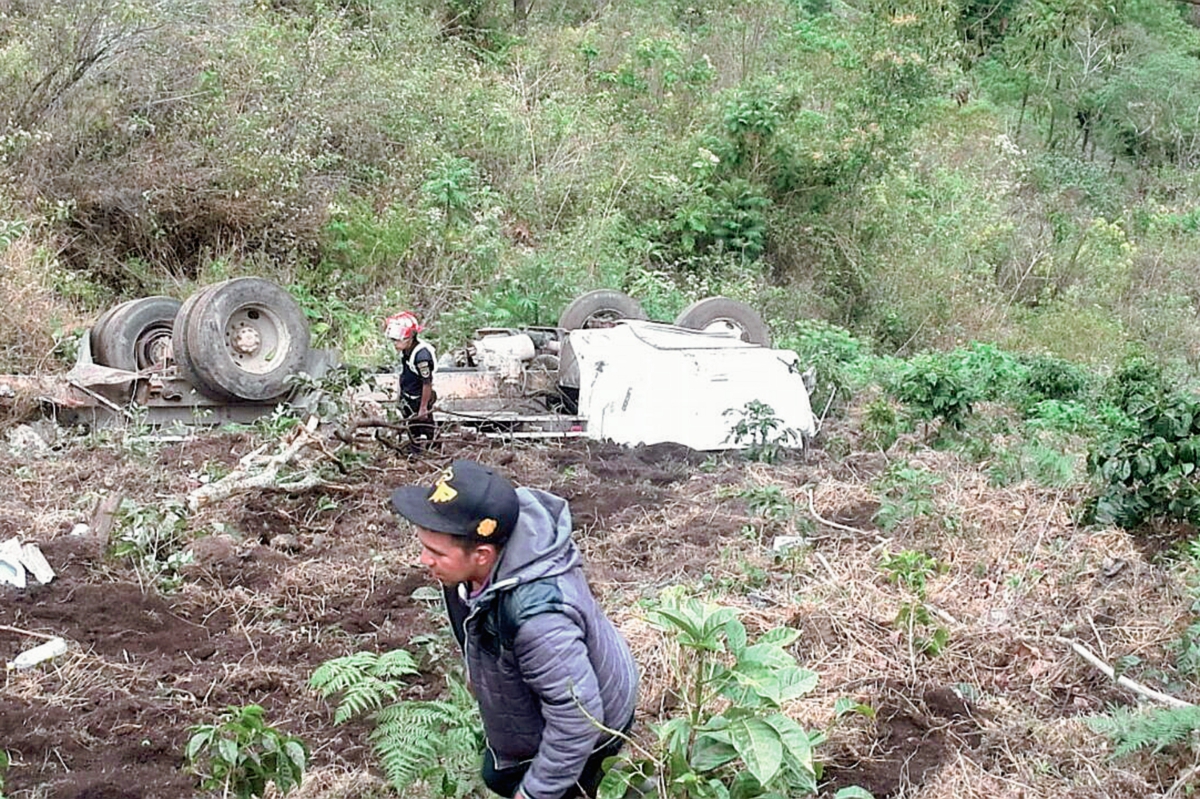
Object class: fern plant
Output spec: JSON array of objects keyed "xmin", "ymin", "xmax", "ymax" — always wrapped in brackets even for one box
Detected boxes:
[
  {"xmin": 310, "ymin": 649, "xmax": 420, "ymax": 724},
  {"xmin": 310, "ymin": 648, "xmax": 485, "ymax": 798},
  {"xmin": 372, "ymin": 674, "xmax": 485, "ymax": 798},
  {"xmin": 1088, "ymin": 706, "xmax": 1200, "ymax": 756}
]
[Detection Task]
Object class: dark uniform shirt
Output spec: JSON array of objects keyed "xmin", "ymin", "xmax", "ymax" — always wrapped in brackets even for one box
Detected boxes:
[{"xmin": 398, "ymin": 338, "xmax": 435, "ymax": 400}]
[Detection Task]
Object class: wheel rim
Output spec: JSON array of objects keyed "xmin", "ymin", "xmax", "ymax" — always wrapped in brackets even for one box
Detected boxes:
[
  {"xmin": 694, "ymin": 317, "xmax": 749, "ymax": 339},
  {"xmin": 135, "ymin": 323, "xmax": 174, "ymax": 369},
  {"xmin": 224, "ymin": 303, "xmax": 291, "ymax": 375},
  {"xmin": 580, "ymin": 310, "xmax": 625, "ymax": 328}
]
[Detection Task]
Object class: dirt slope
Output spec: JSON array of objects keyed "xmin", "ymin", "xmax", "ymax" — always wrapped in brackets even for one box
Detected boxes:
[{"xmin": 0, "ymin": 423, "xmax": 1188, "ymax": 798}]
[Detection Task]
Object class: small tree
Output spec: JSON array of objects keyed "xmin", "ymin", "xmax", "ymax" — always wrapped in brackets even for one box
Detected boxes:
[
  {"xmin": 726, "ymin": 400, "xmax": 800, "ymax": 463},
  {"xmin": 599, "ymin": 591, "xmax": 825, "ymax": 799},
  {"xmin": 185, "ymin": 705, "xmax": 307, "ymax": 799}
]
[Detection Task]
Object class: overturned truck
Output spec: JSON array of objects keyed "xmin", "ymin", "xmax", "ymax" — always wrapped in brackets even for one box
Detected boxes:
[{"xmin": 4, "ymin": 282, "xmax": 816, "ymax": 451}]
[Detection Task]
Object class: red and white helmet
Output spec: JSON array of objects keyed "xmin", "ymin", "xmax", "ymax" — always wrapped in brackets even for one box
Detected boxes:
[{"xmin": 383, "ymin": 311, "xmax": 422, "ymax": 340}]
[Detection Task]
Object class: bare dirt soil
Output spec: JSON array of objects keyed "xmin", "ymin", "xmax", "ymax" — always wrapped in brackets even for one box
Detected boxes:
[{"xmin": 0, "ymin": 421, "xmax": 1190, "ymax": 798}]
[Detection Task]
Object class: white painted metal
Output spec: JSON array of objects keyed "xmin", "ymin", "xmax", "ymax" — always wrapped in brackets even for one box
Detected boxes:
[{"xmin": 567, "ymin": 321, "xmax": 816, "ymax": 451}]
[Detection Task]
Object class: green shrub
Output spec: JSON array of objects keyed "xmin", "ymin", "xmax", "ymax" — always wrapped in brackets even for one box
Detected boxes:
[
  {"xmin": 1087, "ymin": 392, "xmax": 1200, "ymax": 529},
  {"xmin": 775, "ymin": 319, "xmax": 869, "ymax": 415},
  {"xmin": 599, "ymin": 591, "xmax": 827, "ymax": 799},
  {"xmin": 725, "ymin": 400, "xmax": 801, "ymax": 463},
  {"xmin": 185, "ymin": 705, "xmax": 307, "ymax": 799},
  {"xmin": 891, "ymin": 352, "xmax": 979, "ymax": 434}
]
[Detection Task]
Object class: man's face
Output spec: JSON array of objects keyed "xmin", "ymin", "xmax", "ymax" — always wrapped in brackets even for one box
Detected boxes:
[
  {"xmin": 416, "ymin": 527, "xmax": 490, "ymax": 585},
  {"xmin": 391, "ymin": 331, "xmax": 414, "ymax": 352}
]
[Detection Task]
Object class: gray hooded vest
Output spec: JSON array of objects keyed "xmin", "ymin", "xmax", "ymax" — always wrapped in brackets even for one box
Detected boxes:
[{"xmin": 442, "ymin": 487, "xmax": 639, "ymax": 799}]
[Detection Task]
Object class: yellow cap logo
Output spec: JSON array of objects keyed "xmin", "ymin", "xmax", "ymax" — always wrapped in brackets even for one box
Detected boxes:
[
  {"xmin": 477, "ymin": 518, "xmax": 497, "ymax": 537},
  {"xmin": 429, "ymin": 467, "xmax": 458, "ymax": 503}
]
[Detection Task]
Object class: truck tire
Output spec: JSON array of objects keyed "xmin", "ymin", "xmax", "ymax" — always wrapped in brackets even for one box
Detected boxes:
[
  {"xmin": 172, "ymin": 286, "xmax": 226, "ymax": 399},
  {"xmin": 674, "ymin": 297, "xmax": 771, "ymax": 346},
  {"xmin": 176, "ymin": 278, "xmax": 310, "ymax": 402},
  {"xmin": 92, "ymin": 296, "xmax": 181, "ymax": 371},
  {"xmin": 558, "ymin": 289, "xmax": 648, "ymax": 330},
  {"xmin": 89, "ymin": 301, "xmax": 131, "ymax": 362}
]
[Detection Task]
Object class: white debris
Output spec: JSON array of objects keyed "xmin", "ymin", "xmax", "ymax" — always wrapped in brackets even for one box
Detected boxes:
[
  {"xmin": 6, "ymin": 425, "xmax": 50, "ymax": 457},
  {"xmin": 21, "ymin": 543, "xmax": 55, "ymax": 584},
  {"xmin": 772, "ymin": 536, "xmax": 807, "ymax": 553},
  {"xmin": 70, "ymin": 523, "xmax": 90, "ymax": 537},
  {"xmin": 0, "ymin": 537, "xmax": 55, "ymax": 587},
  {"xmin": 9, "ymin": 637, "xmax": 68, "ymax": 670},
  {"xmin": 0, "ymin": 538, "xmax": 25, "ymax": 588}
]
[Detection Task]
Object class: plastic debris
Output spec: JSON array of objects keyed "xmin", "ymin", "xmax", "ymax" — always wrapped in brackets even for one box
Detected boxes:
[
  {"xmin": 9, "ymin": 637, "xmax": 68, "ymax": 670},
  {"xmin": 0, "ymin": 537, "xmax": 55, "ymax": 587}
]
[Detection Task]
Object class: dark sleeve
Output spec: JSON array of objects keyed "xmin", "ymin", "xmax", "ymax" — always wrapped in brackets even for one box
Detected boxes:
[
  {"xmin": 513, "ymin": 612, "xmax": 605, "ymax": 799},
  {"xmin": 415, "ymin": 348, "xmax": 434, "ymax": 382}
]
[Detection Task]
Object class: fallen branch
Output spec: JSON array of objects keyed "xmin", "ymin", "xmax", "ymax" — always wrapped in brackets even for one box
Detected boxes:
[
  {"xmin": 0, "ymin": 624, "xmax": 59, "ymax": 641},
  {"xmin": 1052, "ymin": 635, "xmax": 1194, "ymax": 709},
  {"xmin": 187, "ymin": 417, "xmax": 329, "ymax": 511}
]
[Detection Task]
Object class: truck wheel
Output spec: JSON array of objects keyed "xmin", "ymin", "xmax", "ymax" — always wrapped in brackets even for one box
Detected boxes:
[
  {"xmin": 558, "ymin": 289, "xmax": 648, "ymax": 330},
  {"xmin": 172, "ymin": 286, "xmax": 225, "ymax": 399},
  {"xmin": 89, "ymin": 301, "xmax": 131, "ymax": 361},
  {"xmin": 674, "ymin": 297, "xmax": 771, "ymax": 346},
  {"xmin": 178, "ymin": 278, "xmax": 310, "ymax": 402},
  {"xmin": 92, "ymin": 296, "xmax": 182, "ymax": 371}
]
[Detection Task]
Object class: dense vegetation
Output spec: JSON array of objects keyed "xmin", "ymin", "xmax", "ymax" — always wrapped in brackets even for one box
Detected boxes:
[{"xmin": 4, "ymin": 0, "xmax": 1200, "ymax": 374}]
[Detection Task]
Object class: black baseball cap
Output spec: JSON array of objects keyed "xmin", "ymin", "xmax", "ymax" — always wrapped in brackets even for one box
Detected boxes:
[{"xmin": 390, "ymin": 460, "xmax": 520, "ymax": 544}]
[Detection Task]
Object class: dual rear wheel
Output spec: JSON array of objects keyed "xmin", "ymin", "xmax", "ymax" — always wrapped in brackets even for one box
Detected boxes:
[
  {"xmin": 89, "ymin": 278, "xmax": 310, "ymax": 402},
  {"xmin": 558, "ymin": 290, "xmax": 771, "ymax": 346}
]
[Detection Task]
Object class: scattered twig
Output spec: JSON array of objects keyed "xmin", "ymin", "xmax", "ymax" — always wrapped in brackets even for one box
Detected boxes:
[
  {"xmin": 187, "ymin": 417, "xmax": 330, "ymax": 511},
  {"xmin": 0, "ymin": 624, "xmax": 59, "ymax": 640},
  {"xmin": 1051, "ymin": 635, "xmax": 1194, "ymax": 708}
]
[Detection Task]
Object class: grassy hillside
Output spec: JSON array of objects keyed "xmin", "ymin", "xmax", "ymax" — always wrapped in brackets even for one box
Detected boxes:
[{"xmin": 3, "ymin": 0, "xmax": 1200, "ymax": 376}]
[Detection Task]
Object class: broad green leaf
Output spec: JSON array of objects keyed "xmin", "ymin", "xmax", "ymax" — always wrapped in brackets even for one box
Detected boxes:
[
  {"xmin": 597, "ymin": 765, "xmax": 635, "ymax": 799},
  {"xmin": 284, "ymin": 740, "xmax": 307, "ymax": 770},
  {"xmin": 774, "ymin": 667, "xmax": 819, "ymax": 702},
  {"xmin": 756, "ymin": 627, "xmax": 800, "ymax": 647},
  {"xmin": 835, "ymin": 787, "xmax": 875, "ymax": 799},
  {"xmin": 217, "ymin": 737, "xmax": 239, "ymax": 766},
  {"xmin": 728, "ymin": 717, "xmax": 783, "ymax": 786},
  {"xmin": 691, "ymin": 734, "xmax": 740, "ymax": 771},
  {"xmin": 833, "ymin": 697, "xmax": 876, "ymax": 719},
  {"xmin": 763, "ymin": 713, "xmax": 814, "ymax": 776},
  {"xmin": 725, "ymin": 618, "xmax": 748, "ymax": 658},
  {"xmin": 742, "ymin": 643, "xmax": 797, "ymax": 669}
]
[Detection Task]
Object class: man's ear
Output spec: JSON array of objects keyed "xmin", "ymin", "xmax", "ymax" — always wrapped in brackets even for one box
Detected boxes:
[{"xmin": 474, "ymin": 544, "xmax": 498, "ymax": 567}]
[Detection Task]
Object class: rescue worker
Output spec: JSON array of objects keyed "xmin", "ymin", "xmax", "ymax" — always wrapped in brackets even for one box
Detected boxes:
[
  {"xmin": 384, "ymin": 311, "xmax": 437, "ymax": 446},
  {"xmin": 390, "ymin": 460, "xmax": 639, "ymax": 799}
]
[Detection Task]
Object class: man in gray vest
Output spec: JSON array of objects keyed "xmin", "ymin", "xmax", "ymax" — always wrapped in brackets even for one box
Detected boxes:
[{"xmin": 391, "ymin": 460, "xmax": 639, "ymax": 799}]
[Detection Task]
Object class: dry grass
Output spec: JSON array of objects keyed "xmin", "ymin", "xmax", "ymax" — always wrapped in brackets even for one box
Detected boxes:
[{"xmin": 0, "ymin": 236, "xmax": 88, "ymax": 374}]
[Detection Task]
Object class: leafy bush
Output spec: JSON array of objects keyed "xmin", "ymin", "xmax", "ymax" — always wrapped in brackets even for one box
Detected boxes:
[
  {"xmin": 111, "ymin": 499, "xmax": 194, "ymax": 590},
  {"xmin": 1088, "ymin": 392, "xmax": 1200, "ymax": 528},
  {"xmin": 1018, "ymin": 352, "xmax": 1093, "ymax": 407},
  {"xmin": 873, "ymin": 461, "xmax": 942, "ymax": 532},
  {"xmin": 879, "ymin": 550, "xmax": 949, "ymax": 657},
  {"xmin": 775, "ymin": 319, "xmax": 869, "ymax": 416},
  {"xmin": 891, "ymin": 352, "xmax": 979, "ymax": 435},
  {"xmin": 726, "ymin": 401, "xmax": 801, "ymax": 462},
  {"xmin": 185, "ymin": 705, "xmax": 307, "ymax": 799},
  {"xmin": 599, "ymin": 591, "xmax": 827, "ymax": 799}
]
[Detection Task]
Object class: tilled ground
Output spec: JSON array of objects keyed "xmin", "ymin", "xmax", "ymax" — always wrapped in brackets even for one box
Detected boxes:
[{"xmin": 0, "ymin": 421, "xmax": 1192, "ymax": 798}]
